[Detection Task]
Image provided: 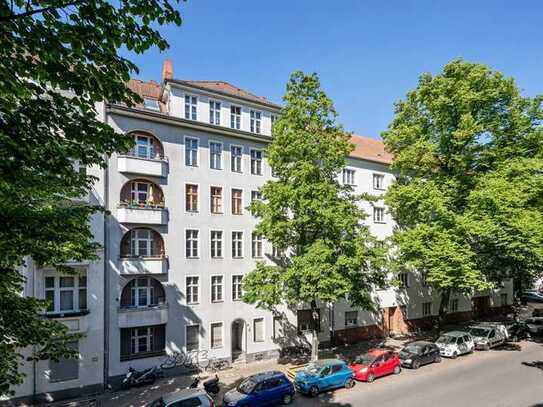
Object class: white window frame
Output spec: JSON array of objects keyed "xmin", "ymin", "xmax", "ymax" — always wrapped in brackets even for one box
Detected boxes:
[
  {"xmin": 185, "ymin": 228, "xmax": 200, "ymax": 259},
  {"xmin": 450, "ymin": 298, "xmax": 459, "ymax": 313},
  {"xmin": 184, "ymin": 94, "xmax": 198, "ymax": 120},
  {"xmin": 185, "ymin": 183, "xmax": 199, "ymax": 213},
  {"xmin": 373, "ymin": 173, "xmax": 385, "ymax": 190},
  {"xmin": 210, "ymin": 275, "xmax": 224, "ymax": 303},
  {"xmin": 134, "ymin": 134, "xmax": 156, "ymax": 159},
  {"xmin": 130, "ymin": 180, "xmax": 150, "ymax": 203},
  {"xmin": 399, "ymin": 272, "xmax": 409, "ymax": 288},
  {"xmin": 143, "ymin": 97, "xmax": 160, "ymax": 111},
  {"xmin": 230, "ymin": 144, "xmax": 243, "ymax": 173},
  {"xmin": 209, "ymin": 100, "xmax": 221, "ymax": 125},
  {"xmin": 345, "ymin": 310, "xmax": 358, "ymax": 327},
  {"xmin": 185, "ymin": 275, "xmax": 200, "ymax": 305},
  {"xmin": 231, "ymin": 187, "xmax": 244, "ymax": 215},
  {"xmin": 209, "ymin": 140, "xmax": 223, "ymax": 170},
  {"xmin": 250, "ymin": 110, "xmax": 262, "ymax": 134},
  {"xmin": 253, "ymin": 317, "xmax": 265, "ymax": 343},
  {"xmin": 342, "ymin": 168, "xmax": 356, "ymax": 186},
  {"xmin": 131, "ymin": 326, "xmax": 154, "ymax": 355},
  {"xmin": 373, "ymin": 207, "xmax": 385, "ymax": 223},
  {"xmin": 129, "ymin": 228, "xmax": 154, "ymax": 257},
  {"xmin": 209, "ymin": 185, "xmax": 224, "ymax": 214},
  {"xmin": 210, "ymin": 321, "xmax": 224, "ymax": 349},
  {"xmin": 185, "ymin": 323, "xmax": 200, "ymax": 352},
  {"xmin": 127, "ymin": 277, "xmax": 161, "ymax": 308},
  {"xmin": 44, "ymin": 272, "xmax": 87, "ymax": 314},
  {"xmin": 422, "ymin": 302, "xmax": 432, "ymax": 317},
  {"xmin": 210, "ymin": 230, "xmax": 224, "ymax": 259},
  {"xmin": 232, "ymin": 275, "xmax": 243, "ymax": 302},
  {"xmin": 184, "ymin": 136, "xmax": 199, "ymax": 167},
  {"xmin": 250, "ymin": 149, "xmax": 263, "ymax": 176},
  {"xmin": 231, "ymin": 231, "xmax": 244, "ymax": 258},
  {"xmin": 230, "ymin": 105, "xmax": 241, "ymax": 130},
  {"xmin": 252, "ymin": 232, "xmax": 263, "ymax": 258}
]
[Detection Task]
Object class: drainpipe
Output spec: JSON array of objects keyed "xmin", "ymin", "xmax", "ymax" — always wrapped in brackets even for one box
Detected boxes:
[
  {"xmin": 102, "ymin": 103, "xmax": 110, "ymax": 390},
  {"xmin": 31, "ymin": 259, "xmax": 37, "ymax": 403}
]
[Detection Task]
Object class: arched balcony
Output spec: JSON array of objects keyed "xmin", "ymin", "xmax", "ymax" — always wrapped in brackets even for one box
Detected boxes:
[
  {"xmin": 118, "ymin": 277, "xmax": 168, "ymax": 329},
  {"xmin": 119, "ymin": 228, "xmax": 168, "ymax": 275},
  {"xmin": 118, "ymin": 131, "xmax": 168, "ymax": 178},
  {"xmin": 117, "ymin": 180, "xmax": 168, "ymax": 225}
]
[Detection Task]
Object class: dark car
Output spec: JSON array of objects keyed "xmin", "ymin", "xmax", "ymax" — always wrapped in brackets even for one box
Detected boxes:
[
  {"xmin": 399, "ymin": 341, "xmax": 441, "ymax": 369},
  {"xmin": 223, "ymin": 370, "xmax": 294, "ymax": 407},
  {"xmin": 507, "ymin": 321, "xmax": 532, "ymax": 342},
  {"xmin": 520, "ymin": 291, "xmax": 543, "ymax": 305}
]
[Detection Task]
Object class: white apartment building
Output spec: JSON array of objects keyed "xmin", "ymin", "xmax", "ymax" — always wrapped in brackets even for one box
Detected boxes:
[{"xmin": 5, "ymin": 59, "xmax": 513, "ymax": 403}]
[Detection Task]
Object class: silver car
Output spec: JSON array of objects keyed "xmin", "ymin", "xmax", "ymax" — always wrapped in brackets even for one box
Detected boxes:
[
  {"xmin": 149, "ymin": 388, "xmax": 214, "ymax": 407},
  {"xmin": 435, "ymin": 331, "xmax": 474, "ymax": 358},
  {"xmin": 469, "ymin": 325, "xmax": 506, "ymax": 350},
  {"xmin": 525, "ymin": 317, "xmax": 543, "ymax": 335}
]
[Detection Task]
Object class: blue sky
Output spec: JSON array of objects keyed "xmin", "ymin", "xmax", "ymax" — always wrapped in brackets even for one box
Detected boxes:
[{"xmin": 123, "ymin": 1, "xmax": 543, "ymax": 139}]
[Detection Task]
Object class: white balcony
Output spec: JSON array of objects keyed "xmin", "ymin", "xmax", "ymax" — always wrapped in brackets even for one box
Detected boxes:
[
  {"xmin": 118, "ymin": 155, "xmax": 168, "ymax": 178},
  {"xmin": 117, "ymin": 206, "xmax": 168, "ymax": 225},
  {"xmin": 120, "ymin": 257, "xmax": 168, "ymax": 275},
  {"xmin": 118, "ymin": 304, "xmax": 168, "ymax": 329}
]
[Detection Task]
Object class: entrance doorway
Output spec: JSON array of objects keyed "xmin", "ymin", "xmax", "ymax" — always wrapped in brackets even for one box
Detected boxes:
[{"xmin": 231, "ymin": 319, "xmax": 245, "ymax": 362}]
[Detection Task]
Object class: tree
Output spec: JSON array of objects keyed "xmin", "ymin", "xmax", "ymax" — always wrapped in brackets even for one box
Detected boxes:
[
  {"xmin": 242, "ymin": 72, "xmax": 386, "ymax": 359},
  {"xmin": 0, "ymin": 0, "xmax": 182, "ymax": 395},
  {"xmin": 383, "ymin": 59, "xmax": 542, "ymax": 327}
]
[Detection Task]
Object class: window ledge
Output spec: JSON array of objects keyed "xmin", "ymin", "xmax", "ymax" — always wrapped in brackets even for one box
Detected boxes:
[{"xmin": 44, "ymin": 310, "xmax": 90, "ymax": 319}]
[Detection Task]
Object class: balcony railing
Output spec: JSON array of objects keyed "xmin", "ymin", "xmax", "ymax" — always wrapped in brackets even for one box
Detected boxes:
[
  {"xmin": 120, "ymin": 255, "xmax": 168, "ymax": 275},
  {"xmin": 117, "ymin": 203, "xmax": 168, "ymax": 225},
  {"xmin": 118, "ymin": 303, "xmax": 168, "ymax": 329},
  {"xmin": 118, "ymin": 153, "xmax": 168, "ymax": 178}
]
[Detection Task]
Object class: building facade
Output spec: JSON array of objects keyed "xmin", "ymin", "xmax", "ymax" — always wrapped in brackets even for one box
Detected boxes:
[{"xmin": 5, "ymin": 60, "xmax": 513, "ymax": 403}]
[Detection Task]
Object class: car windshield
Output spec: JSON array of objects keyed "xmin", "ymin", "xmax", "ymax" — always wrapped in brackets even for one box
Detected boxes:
[
  {"xmin": 403, "ymin": 344, "xmax": 423, "ymax": 354},
  {"xmin": 304, "ymin": 362, "xmax": 324, "ymax": 375},
  {"xmin": 355, "ymin": 354, "xmax": 376, "ymax": 365},
  {"xmin": 469, "ymin": 328, "xmax": 490, "ymax": 337},
  {"xmin": 237, "ymin": 378, "xmax": 256, "ymax": 394},
  {"xmin": 436, "ymin": 335, "xmax": 455, "ymax": 344}
]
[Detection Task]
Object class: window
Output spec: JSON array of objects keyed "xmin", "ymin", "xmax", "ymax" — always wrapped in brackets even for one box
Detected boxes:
[
  {"xmin": 253, "ymin": 318, "xmax": 264, "ymax": 342},
  {"xmin": 500, "ymin": 293, "xmax": 508, "ymax": 307},
  {"xmin": 185, "ymin": 184, "xmax": 198, "ymax": 212},
  {"xmin": 210, "ymin": 322, "xmax": 223, "ymax": 348},
  {"xmin": 143, "ymin": 97, "xmax": 160, "ymax": 111},
  {"xmin": 272, "ymin": 245, "xmax": 285, "ymax": 259},
  {"xmin": 345, "ymin": 311, "xmax": 358, "ymax": 327},
  {"xmin": 129, "ymin": 228, "xmax": 156, "ymax": 257},
  {"xmin": 186, "ymin": 325, "xmax": 200, "ymax": 352},
  {"xmin": 49, "ymin": 341, "xmax": 79, "ymax": 383},
  {"xmin": 134, "ymin": 134, "xmax": 157, "ymax": 159},
  {"xmin": 373, "ymin": 173, "xmax": 385, "ymax": 190},
  {"xmin": 209, "ymin": 100, "xmax": 221, "ymax": 125},
  {"xmin": 373, "ymin": 207, "xmax": 385, "ymax": 223},
  {"xmin": 125, "ymin": 277, "xmax": 164, "ymax": 308},
  {"xmin": 250, "ymin": 149, "xmax": 263, "ymax": 175},
  {"xmin": 185, "ymin": 230, "xmax": 199, "ymax": 258},
  {"xmin": 422, "ymin": 302, "xmax": 432, "ymax": 317},
  {"xmin": 231, "ymin": 145, "xmax": 243, "ymax": 172},
  {"xmin": 252, "ymin": 233, "xmax": 263, "ymax": 258},
  {"xmin": 230, "ymin": 105, "xmax": 241, "ymax": 129},
  {"xmin": 231, "ymin": 189, "xmax": 243, "ymax": 215},
  {"xmin": 209, "ymin": 142, "xmax": 222, "ymax": 170},
  {"xmin": 211, "ymin": 276, "xmax": 224, "ymax": 302},
  {"xmin": 120, "ymin": 325, "xmax": 165, "ymax": 360},
  {"xmin": 273, "ymin": 316, "xmax": 284, "ymax": 339},
  {"xmin": 184, "ymin": 95, "xmax": 197, "ymax": 120},
  {"xmin": 250, "ymin": 110, "xmax": 261, "ymax": 134},
  {"xmin": 210, "ymin": 186, "xmax": 223, "ymax": 214},
  {"xmin": 450, "ymin": 298, "xmax": 459, "ymax": 313},
  {"xmin": 185, "ymin": 137, "xmax": 198, "ymax": 166},
  {"xmin": 297, "ymin": 309, "xmax": 321, "ymax": 332},
  {"xmin": 186, "ymin": 276, "xmax": 199, "ymax": 304},
  {"xmin": 271, "ymin": 114, "xmax": 278, "ymax": 127},
  {"xmin": 130, "ymin": 181, "xmax": 150, "ymax": 204},
  {"xmin": 398, "ymin": 272, "xmax": 409, "ymax": 288},
  {"xmin": 210, "ymin": 231, "xmax": 223, "ymax": 258},
  {"xmin": 44, "ymin": 274, "xmax": 87, "ymax": 314},
  {"xmin": 421, "ymin": 271, "xmax": 429, "ymax": 287},
  {"xmin": 232, "ymin": 231, "xmax": 243, "ymax": 258},
  {"xmin": 342, "ymin": 169, "xmax": 355, "ymax": 185},
  {"xmin": 232, "ymin": 275, "xmax": 243, "ymax": 301}
]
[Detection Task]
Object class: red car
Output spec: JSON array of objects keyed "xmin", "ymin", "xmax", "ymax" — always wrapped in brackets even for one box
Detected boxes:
[{"xmin": 348, "ymin": 349, "xmax": 401, "ymax": 382}]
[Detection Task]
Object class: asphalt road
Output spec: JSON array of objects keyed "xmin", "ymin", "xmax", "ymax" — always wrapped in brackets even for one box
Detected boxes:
[{"xmin": 292, "ymin": 341, "xmax": 543, "ymax": 407}]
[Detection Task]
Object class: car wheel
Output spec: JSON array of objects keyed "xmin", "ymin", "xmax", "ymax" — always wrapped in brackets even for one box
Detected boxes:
[
  {"xmin": 434, "ymin": 355, "xmax": 442, "ymax": 363},
  {"xmin": 309, "ymin": 385, "xmax": 319, "ymax": 397},
  {"xmin": 451, "ymin": 352, "xmax": 458, "ymax": 359},
  {"xmin": 393, "ymin": 365, "xmax": 401, "ymax": 374},
  {"xmin": 282, "ymin": 393, "xmax": 293, "ymax": 405},
  {"xmin": 412, "ymin": 360, "xmax": 420, "ymax": 370},
  {"xmin": 367, "ymin": 373, "xmax": 375, "ymax": 383},
  {"xmin": 344, "ymin": 378, "xmax": 355, "ymax": 389}
]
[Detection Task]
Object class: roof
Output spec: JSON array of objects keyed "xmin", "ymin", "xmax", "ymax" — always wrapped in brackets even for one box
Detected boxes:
[
  {"xmin": 160, "ymin": 388, "xmax": 207, "ymax": 404},
  {"xmin": 349, "ymin": 134, "xmax": 393, "ymax": 165},
  {"xmin": 169, "ymin": 79, "xmax": 281, "ymax": 109},
  {"xmin": 127, "ymin": 79, "xmax": 166, "ymax": 112}
]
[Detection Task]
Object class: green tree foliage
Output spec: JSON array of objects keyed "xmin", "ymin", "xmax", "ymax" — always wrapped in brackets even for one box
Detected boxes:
[
  {"xmin": 0, "ymin": 0, "xmax": 182, "ymax": 394},
  {"xmin": 242, "ymin": 72, "xmax": 386, "ymax": 358},
  {"xmin": 383, "ymin": 59, "xmax": 543, "ymax": 324}
]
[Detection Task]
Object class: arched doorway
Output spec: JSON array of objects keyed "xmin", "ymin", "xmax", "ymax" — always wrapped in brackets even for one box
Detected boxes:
[{"xmin": 231, "ymin": 319, "xmax": 246, "ymax": 362}]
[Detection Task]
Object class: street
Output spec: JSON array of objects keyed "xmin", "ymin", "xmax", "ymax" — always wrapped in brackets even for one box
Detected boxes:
[{"xmin": 294, "ymin": 341, "xmax": 543, "ymax": 407}]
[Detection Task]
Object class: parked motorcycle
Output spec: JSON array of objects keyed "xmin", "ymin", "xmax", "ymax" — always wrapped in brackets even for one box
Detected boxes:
[
  {"xmin": 121, "ymin": 366, "xmax": 162, "ymax": 389},
  {"xmin": 507, "ymin": 321, "xmax": 532, "ymax": 342},
  {"xmin": 188, "ymin": 374, "xmax": 220, "ymax": 395}
]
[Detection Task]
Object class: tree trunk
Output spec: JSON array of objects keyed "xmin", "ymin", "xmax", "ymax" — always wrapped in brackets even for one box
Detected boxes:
[
  {"xmin": 437, "ymin": 289, "xmax": 451, "ymax": 332},
  {"xmin": 310, "ymin": 299, "xmax": 319, "ymax": 361}
]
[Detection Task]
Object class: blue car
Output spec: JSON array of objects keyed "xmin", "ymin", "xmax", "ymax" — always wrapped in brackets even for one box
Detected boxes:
[
  {"xmin": 223, "ymin": 370, "xmax": 295, "ymax": 407},
  {"xmin": 294, "ymin": 358, "xmax": 355, "ymax": 397}
]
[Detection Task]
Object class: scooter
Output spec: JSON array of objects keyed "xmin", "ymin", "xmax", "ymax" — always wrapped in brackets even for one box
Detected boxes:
[
  {"xmin": 188, "ymin": 374, "xmax": 220, "ymax": 395},
  {"xmin": 121, "ymin": 366, "xmax": 162, "ymax": 389}
]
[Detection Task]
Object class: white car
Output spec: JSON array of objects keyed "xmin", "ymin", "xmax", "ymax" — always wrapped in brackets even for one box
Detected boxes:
[
  {"xmin": 435, "ymin": 331, "xmax": 474, "ymax": 358},
  {"xmin": 469, "ymin": 325, "xmax": 506, "ymax": 350}
]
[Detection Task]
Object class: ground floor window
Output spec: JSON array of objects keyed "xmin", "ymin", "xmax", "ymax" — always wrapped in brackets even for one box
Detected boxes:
[
  {"xmin": 345, "ymin": 310, "xmax": 358, "ymax": 327},
  {"xmin": 450, "ymin": 298, "xmax": 459, "ymax": 313},
  {"xmin": 422, "ymin": 302, "xmax": 432, "ymax": 316},
  {"xmin": 49, "ymin": 341, "xmax": 79, "ymax": 383},
  {"xmin": 297, "ymin": 309, "xmax": 321, "ymax": 333},
  {"xmin": 273, "ymin": 316, "xmax": 284, "ymax": 339},
  {"xmin": 253, "ymin": 318, "xmax": 265, "ymax": 342},
  {"xmin": 186, "ymin": 324, "xmax": 200, "ymax": 352},
  {"xmin": 120, "ymin": 324, "xmax": 165, "ymax": 361},
  {"xmin": 210, "ymin": 322, "xmax": 223, "ymax": 349},
  {"xmin": 500, "ymin": 293, "xmax": 508, "ymax": 307}
]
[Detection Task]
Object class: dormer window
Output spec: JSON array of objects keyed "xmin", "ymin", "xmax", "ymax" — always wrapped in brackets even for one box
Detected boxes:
[{"xmin": 143, "ymin": 98, "xmax": 160, "ymax": 111}]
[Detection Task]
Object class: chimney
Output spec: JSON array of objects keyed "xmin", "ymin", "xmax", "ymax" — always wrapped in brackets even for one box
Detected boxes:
[{"xmin": 162, "ymin": 59, "xmax": 173, "ymax": 82}]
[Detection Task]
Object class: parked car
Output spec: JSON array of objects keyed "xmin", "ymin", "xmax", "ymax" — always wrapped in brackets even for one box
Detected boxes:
[
  {"xmin": 524, "ymin": 317, "xmax": 543, "ymax": 335},
  {"xmin": 477, "ymin": 322, "xmax": 509, "ymax": 340},
  {"xmin": 435, "ymin": 331, "xmax": 474, "ymax": 358},
  {"xmin": 399, "ymin": 341, "xmax": 441, "ymax": 369},
  {"xmin": 507, "ymin": 321, "xmax": 532, "ymax": 341},
  {"xmin": 468, "ymin": 325, "xmax": 506, "ymax": 350},
  {"xmin": 149, "ymin": 388, "xmax": 214, "ymax": 407},
  {"xmin": 520, "ymin": 291, "xmax": 543, "ymax": 305},
  {"xmin": 223, "ymin": 371, "xmax": 295, "ymax": 407},
  {"xmin": 293, "ymin": 359, "xmax": 355, "ymax": 397},
  {"xmin": 348, "ymin": 349, "xmax": 401, "ymax": 381}
]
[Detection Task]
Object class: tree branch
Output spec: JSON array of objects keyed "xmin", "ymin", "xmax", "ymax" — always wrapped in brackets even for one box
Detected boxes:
[{"xmin": 0, "ymin": 0, "xmax": 84, "ymax": 22}]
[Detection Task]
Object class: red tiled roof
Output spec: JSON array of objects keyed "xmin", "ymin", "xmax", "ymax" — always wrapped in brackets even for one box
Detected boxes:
[
  {"xmin": 349, "ymin": 134, "xmax": 393, "ymax": 165},
  {"xmin": 127, "ymin": 79, "xmax": 161, "ymax": 99}
]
